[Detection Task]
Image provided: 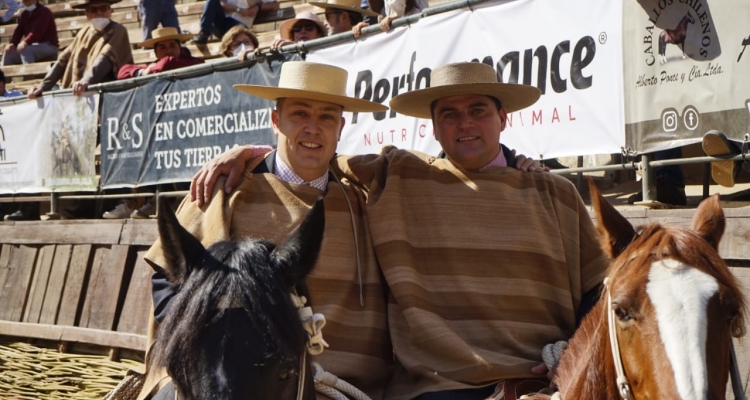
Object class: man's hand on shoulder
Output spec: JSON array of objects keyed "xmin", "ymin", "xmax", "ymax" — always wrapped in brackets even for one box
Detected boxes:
[
  {"xmin": 190, "ymin": 145, "xmax": 272, "ymax": 206},
  {"xmin": 513, "ymin": 149, "xmax": 549, "ymax": 172}
]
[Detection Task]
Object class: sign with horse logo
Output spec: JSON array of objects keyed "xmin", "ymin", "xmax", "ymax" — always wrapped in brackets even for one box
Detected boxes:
[{"xmin": 0, "ymin": 94, "xmax": 98, "ymax": 194}]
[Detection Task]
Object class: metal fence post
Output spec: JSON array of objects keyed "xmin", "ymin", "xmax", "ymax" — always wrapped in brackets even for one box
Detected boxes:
[{"xmin": 641, "ymin": 153, "xmax": 655, "ymax": 202}]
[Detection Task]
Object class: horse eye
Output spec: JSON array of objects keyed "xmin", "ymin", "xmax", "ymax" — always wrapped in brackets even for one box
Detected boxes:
[
  {"xmin": 613, "ymin": 305, "xmax": 632, "ymax": 322},
  {"xmin": 279, "ymin": 367, "xmax": 296, "ymax": 380}
]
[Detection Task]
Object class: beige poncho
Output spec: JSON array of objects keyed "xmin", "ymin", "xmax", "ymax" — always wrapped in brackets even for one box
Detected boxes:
[
  {"xmin": 334, "ymin": 147, "xmax": 609, "ymax": 400},
  {"xmin": 57, "ymin": 22, "xmax": 132, "ymax": 88}
]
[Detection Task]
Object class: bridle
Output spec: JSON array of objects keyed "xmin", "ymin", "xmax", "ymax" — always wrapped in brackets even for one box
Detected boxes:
[
  {"xmin": 603, "ymin": 278, "xmax": 746, "ymax": 400},
  {"xmin": 290, "ymin": 290, "xmax": 328, "ymax": 400}
]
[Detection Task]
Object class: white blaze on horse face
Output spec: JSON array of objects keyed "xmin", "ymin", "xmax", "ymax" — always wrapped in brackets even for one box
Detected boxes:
[{"xmin": 646, "ymin": 258, "xmax": 719, "ymax": 400}]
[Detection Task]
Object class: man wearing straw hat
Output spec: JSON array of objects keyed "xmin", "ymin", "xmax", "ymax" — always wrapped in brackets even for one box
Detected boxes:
[
  {"xmin": 117, "ymin": 27, "xmax": 203, "ymax": 79},
  {"xmin": 192, "ymin": 61, "xmax": 607, "ymax": 400},
  {"xmin": 138, "ymin": 61, "xmax": 394, "ymax": 400},
  {"xmin": 28, "ymin": 0, "xmax": 132, "ymax": 99},
  {"xmin": 308, "ymin": 0, "xmax": 378, "ymax": 35}
]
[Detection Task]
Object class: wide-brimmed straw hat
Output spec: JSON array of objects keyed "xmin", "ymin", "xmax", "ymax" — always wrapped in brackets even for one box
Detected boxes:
[
  {"xmin": 234, "ymin": 61, "xmax": 387, "ymax": 113},
  {"xmin": 279, "ymin": 11, "xmax": 327, "ymax": 41},
  {"xmin": 390, "ymin": 62, "xmax": 541, "ymax": 119},
  {"xmin": 308, "ymin": 0, "xmax": 379, "ymax": 17},
  {"xmin": 72, "ymin": 0, "xmax": 121, "ymax": 10},
  {"xmin": 140, "ymin": 27, "xmax": 193, "ymax": 48}
]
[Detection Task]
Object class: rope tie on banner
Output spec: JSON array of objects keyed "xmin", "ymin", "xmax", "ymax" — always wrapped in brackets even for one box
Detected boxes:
[{"xmin": 621, "ymin": 147, "xmax": 637, "ymax": 170}]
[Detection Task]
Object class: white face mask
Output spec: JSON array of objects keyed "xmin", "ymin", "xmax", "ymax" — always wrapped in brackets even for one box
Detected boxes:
[
  {"xmin": 24, "ymin": 4, "xmax": 36, "ymax": 11},
  {"xmin": 91, "ymin": 17, "xmax": 110, "ymax": 31},
  {"xmin": 232, "ymin": 43, "xmax": 253, "ymax": 56}
]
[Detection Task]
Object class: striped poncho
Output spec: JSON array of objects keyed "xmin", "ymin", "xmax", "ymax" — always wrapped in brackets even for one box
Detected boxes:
[
  {"xmin": 142, "ymin": 157, "xmax": 393, "ymax": 399},
  {"xmin": 334, "ymin": 146, "xmax": 609, "ymax": 400}
]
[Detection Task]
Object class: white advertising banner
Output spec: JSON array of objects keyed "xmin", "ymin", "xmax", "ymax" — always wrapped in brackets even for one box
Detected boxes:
[
  {"xmin": 0, "ymin": 94, "xmax": 99, "ymax": 194},
  {"xmin": 308, "ymin": 0, "xmax": 625, "ymax": 159}
]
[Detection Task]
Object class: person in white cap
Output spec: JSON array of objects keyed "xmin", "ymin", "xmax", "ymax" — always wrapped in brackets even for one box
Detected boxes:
[
  {"xmin": 308, "ymin": 0, "xmax": 378, "ymax": 36},
  {"xmin": 192, "ymin": 62, "xmax": 607, "ymax": 400},
  {"xmin": 138, "ymin": 61, "xmax": 394, "ymax": 400}
]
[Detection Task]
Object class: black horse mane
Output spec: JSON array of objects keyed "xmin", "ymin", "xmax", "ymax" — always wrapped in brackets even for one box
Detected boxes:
[{"xmin": 148, "ymin": 239, "xmax": 308, "ymax": 398}]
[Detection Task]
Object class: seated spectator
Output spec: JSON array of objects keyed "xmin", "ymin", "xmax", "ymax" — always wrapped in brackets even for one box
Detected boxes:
[
  {"xmin": 118, "ymin": 27, "xmax": 203, "ymax": 79},
  {"xmin": 2, "ymin": 0, "xmax": 58, "ymax": 66},
  {"xmin": 219, "ymin": 25, "xmax": 258, "ymax": 61},
  {"xmin": 192, "ymin": 0, "xmax": 278, "ymax": 45},
  {"xmin": 0, "ymin": 0, "xmax": 20, "ymax": 23},
  {"xmin": 139, "ymin": 0, "xmax": 180, "ymax": 42},
  {"xmin": 27, "ymin": 0, "xmax": 132, "ymax": 99},
  {"xmin": 270, "ymin": 11, "xmax": 326, "ymax": 49},
  {"xmin": 0, "ymin": 70, "xmax": 22, "ymax": 97},
  {"xmin": 309, "ymin": 0, "xmax": 378, "ymax": 36},
  {"xmin": 372, "ymin": 0, "xmax": 428, "ymax": 32}
]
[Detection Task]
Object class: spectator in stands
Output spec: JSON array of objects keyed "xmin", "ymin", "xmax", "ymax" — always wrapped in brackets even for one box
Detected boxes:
[
  {"xmin": 0, "ymin": 70, "xmax": 22, "ymax": 97},
  {"xmin": 191, "ymin": 0, "xmax": 278, "ymax": 45},
  {"xmin": 0, "ymin": 0, "xmax": 20, "ymax": 23},
  {"xmin": 27, "ymin": 0, "xmax": 132, "ymax": 99},
  {"xmin": 118, "ymin": 27, "xmax": 203, "ymax": 79},
  {"xmin": 1, "ymin": 0, "xmax": 58, "ymax": 66},
  {"xmin": 308, "ymin": 0, "xmax": 378, "ymax": 36},
  {"xmin": 270, "ymin": 11, "xmax": 326, "ymax": 49},
  {"xmin": 139, "ymin": 0, "xmax": 180, "ymax": 42},
  {"xmin": 219, "ymin": 25, "xmax": 258, "ymax": 61},
  {"xmin": 370, "ymin": 0, "xmax": 427, "ymax": 32}
]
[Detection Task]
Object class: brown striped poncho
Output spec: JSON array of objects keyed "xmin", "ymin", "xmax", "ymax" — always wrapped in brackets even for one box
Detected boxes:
[
  {"xmin": 141, "ymin": 156, "xmax": 393, "ymax": 399},
  {"xmin": 334, "ymin": 146, "xmax": 609, "ymax": 400}
]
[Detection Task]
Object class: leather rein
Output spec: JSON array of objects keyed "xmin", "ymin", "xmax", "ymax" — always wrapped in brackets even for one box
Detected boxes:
[{"xmin": 603, "ymin": 278, "xmax": 746, "ymax": 400}]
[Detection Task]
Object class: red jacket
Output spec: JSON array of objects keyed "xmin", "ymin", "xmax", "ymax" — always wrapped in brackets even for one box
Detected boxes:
[
  {"xmin": 117, "ymin": 48, "xmax": 204, "ymax": 80},
  {"xmin": 12, "ymin": 3, "xmax": 58, "ymax": 47}
]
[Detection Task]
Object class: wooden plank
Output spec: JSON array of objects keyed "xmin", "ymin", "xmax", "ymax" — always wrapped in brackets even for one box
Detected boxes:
[
  {"xmin": 23, "ymin": 244, "xmax": 55, "ymax": 323},
  {"xmin": 0, "ymin": 245, "xmax": 38, "ymax": 322},
  {"xmin": 119, "ymin": 220, "xmax": 159, "ymax": 246},
  {"xmin": 80, "ymin": 245, "xmax": 132, "ymax": 331},
  {"xmin": 0, "ymin": 320, "xmax": 146, "ymax": 351},
  {"xmin": 117, "ymin": 249, "xmax": 153, "ymax": 335},
  {"xmin": 78, "ymin": 245, "xmax": 107, "ymax": 328},
  {"xmin": 0, "ymin": 220, "xmax": 124, "ymax": 245},
  {"xmin": 1, "ymin": 61, "xmax": 53, "ymax": 79},
  {"xmin": 728, "ymin": 266, "xmax": 750, "ymax": 399},
  {"xmin": 56, "ymin": 244, "xmax": 92, "ymax": 326},
  {"xmin": 39, "ymin": 245, "xmax": 73, "ymax": 325},
  {"xmin": 0, "ymin": 244, "xmax": 12, "ymax": 298}
]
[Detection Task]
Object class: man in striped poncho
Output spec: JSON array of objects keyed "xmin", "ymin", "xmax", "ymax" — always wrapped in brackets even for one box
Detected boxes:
[{"xmin": 191, "ymin": 62, "xmax": 608, "ymax": 400}]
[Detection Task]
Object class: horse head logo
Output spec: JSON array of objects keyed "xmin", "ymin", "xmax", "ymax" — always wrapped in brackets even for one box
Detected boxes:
[{"xmin": 659, "ymin": 12, "xmax": 696, "ymax": 64}]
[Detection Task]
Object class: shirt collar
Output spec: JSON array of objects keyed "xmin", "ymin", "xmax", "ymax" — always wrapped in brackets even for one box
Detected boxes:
[
  {"xmin": 479, "ymin": 147, "xmax": 508, "ymax": 171},
  {"xmin": 274, "ymin": 152, "xmax": 329, "ymax": 191}
]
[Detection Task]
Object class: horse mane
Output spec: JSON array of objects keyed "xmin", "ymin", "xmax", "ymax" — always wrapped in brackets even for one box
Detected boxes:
[
  {"xmin": 148, "ymin": 239, "xmax": 308, "ymax": 397},
  {"xmin": 608, "ymin": 224, "xmax": 746, "ymax": 337}
]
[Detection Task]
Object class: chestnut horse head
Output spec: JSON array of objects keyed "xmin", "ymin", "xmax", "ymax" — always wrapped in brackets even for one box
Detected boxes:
[{"xmin": 547, "ymin": 181, "xmax": 746, "ymax": 400}]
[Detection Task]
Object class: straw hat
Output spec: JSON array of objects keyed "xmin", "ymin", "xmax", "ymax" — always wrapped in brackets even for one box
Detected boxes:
[
  {"xmin": 234, "ymin": 61, "xmax": 387, "ymax": 113},
  {"xmin": 140, "ymin": 27, "xmax": 193, "ymax": 48},
  {"xmin": 308, "ymin": 0, "xmax": 379, "ymax": 17},
  {"xmin": 71, "ymin": 0, "xmax": 121, "ymax": 10},
  {"xmin": 389, "ymin": 62, "xmax": 541, "ymax": 119},
  {"xmin": 279, "ymin": 11, "xmax": 327, "ymax": 41}
]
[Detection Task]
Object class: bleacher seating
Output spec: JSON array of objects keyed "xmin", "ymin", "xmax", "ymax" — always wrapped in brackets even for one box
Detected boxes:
[{"xmin": 0, "ymin": 0, "xmax": 317, "ymax": 93}]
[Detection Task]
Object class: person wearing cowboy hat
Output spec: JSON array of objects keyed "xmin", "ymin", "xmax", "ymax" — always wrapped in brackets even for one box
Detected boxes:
[
  {"xmin": 138, "ymin": 61, "xmax": 395, "ymax": 400},
  {"xmin": 28, "ymin": 0, "xmax": 132, "ymax": 99},
  {"xmin": 308, "ymin": 0, "xmax": 378, "ymax": 36},
  {"xmin": 270, "ymin": 11, "xmax": 327, "ymax": 49},
  {"xmin": 117, "ymin": 27, "xmax": 204, "ymax": 79},
  {"xmin": 191, "ymin": 62, "xmax": 608, "ymax": 400}
]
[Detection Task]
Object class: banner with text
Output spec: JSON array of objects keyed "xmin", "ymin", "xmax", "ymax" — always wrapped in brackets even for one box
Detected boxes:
[
  {"xmin": 308, "ymin": 0, "xmax": 625, "ymax": 159},
  {"xmin": 100, "ymin": 57, "xmax": 288, "ymax": 188},
  {"xmin": 0, "ymin": 94, "xmax": 98, "ymax": 194},
  {"xmin": 623, "ymin": 0, "xmax": 750, "ymax": 153}
]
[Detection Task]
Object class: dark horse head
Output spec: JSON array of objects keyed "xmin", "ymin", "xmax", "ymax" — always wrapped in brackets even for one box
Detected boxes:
[{"xmin": 148, "ymin": 198, "xmax": 325, "ymax": 400}]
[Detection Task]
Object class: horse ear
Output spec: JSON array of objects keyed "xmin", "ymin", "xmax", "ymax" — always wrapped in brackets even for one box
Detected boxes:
[
  {"xmin": 156, "ymin": 197, "xmax": 206, "ymax": 285},
  {"xmin": 691, "ymin": 193, "xmax": 724, "ymax": 250},
  {"xmin": 272, "ymin": 198, "xmax": 326, "ymax": 290},
  {"xmin": 588, "ymin": 177, "xmax": 636, "ymax": 258}
]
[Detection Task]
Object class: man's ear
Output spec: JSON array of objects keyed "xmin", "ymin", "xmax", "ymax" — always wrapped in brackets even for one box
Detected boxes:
[
  {"xmin": 271, "ymin": 109, "xmax": 281, "ymax": 137},
  {"xmin": 498, "ymin": 107, "xmax": 508, "ymax": 131},
  {"xmin": 338, "ymin": 116, "xmax": 345, "ymax": 141}
]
